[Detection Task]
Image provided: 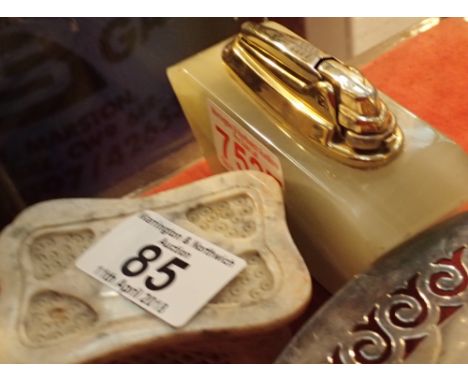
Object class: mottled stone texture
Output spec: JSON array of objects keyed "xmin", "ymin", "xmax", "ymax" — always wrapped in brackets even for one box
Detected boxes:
[{"xmin": 0, "ymin": 171, "xmax": 311, "ymax": 363}]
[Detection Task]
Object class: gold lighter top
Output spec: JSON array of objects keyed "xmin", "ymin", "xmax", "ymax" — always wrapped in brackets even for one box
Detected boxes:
[{"xmin": 222, "ymin": 21, "xmax": 403, "ymax": 168}]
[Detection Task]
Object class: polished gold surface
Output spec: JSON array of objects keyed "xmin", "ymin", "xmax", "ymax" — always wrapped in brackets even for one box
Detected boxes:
[{"xmin": 222, "ymin": 22, "xmax": 403, "ymax": 168}]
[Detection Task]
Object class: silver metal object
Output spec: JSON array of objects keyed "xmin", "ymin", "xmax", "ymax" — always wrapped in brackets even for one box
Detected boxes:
[{"xmin": 277, "ymin": 212, "xmax": 468, "ymax": 363}]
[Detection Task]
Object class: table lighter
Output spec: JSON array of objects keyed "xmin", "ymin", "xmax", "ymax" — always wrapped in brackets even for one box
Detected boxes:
[{"xmin": 167, "ymin": 21, "xmax": 468, "ymax": 291}]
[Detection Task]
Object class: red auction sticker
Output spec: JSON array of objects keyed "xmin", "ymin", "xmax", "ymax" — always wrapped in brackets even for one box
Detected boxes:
[{"xmin": 208, "ymin": 101, "xmax": 284, "ymax": 188}]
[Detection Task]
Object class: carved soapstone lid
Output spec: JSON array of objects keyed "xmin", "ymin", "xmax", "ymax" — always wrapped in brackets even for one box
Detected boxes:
[
  {"xmin": 277, "ymin": 212, "xmax": 468, "ymax": 364},
  {"xmin": 0, "ymin": 171, "xmax": 311, "ymax": 363}
]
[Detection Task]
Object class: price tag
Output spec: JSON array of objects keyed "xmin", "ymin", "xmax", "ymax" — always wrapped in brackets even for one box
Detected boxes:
[
  {"xmin": 76, "ymin": 210, "xmax": 246, "ymax": 327},
  {"xmin": 208, "ymin": 101, "xmax": 284, "ymax": 188}
]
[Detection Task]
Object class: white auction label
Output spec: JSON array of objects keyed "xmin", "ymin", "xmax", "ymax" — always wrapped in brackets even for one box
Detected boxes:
[
  {"xmin": 208, "ymin": 100, "xmax": 284, "ymax": 188},
  {"xmin": 76, "ymin": 210, "xmax": 246, "ymax": 327}
]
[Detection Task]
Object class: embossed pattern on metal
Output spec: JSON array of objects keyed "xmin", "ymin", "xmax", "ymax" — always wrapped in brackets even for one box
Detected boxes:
[{"xmin": 277, "ymin": 213, "xmax": 468, "ymax": 364}]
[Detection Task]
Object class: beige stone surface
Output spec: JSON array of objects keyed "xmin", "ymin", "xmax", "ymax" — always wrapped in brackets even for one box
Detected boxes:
[
  {"xmin": 167, "ymin": 32, "xmax": 468, "ymax": 292},
  {"xmin": 0, "ymin": 171, "xmax": 311, "ymax": 363}
]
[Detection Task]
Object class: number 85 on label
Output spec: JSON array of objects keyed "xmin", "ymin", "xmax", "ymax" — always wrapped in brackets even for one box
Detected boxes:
[{"xmin": 121, "ymin": 244, "xmax": 189, "ymax": 291}]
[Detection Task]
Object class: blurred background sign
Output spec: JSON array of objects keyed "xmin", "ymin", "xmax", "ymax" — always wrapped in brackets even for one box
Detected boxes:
[{"xmin": 0, "ymin": 18, "xmax": 249, "ymax": 227}]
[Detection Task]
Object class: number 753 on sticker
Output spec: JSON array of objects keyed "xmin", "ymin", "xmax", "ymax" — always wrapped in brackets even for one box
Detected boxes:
[{"xmin": 209, "ymin": 102, "xmax": 284, "ymax": 188}]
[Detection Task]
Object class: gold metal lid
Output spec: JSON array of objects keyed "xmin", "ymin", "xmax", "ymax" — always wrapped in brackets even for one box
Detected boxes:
[{"xmin": 222, "ymin": 21, "xmax": 404, "ymax": 168}]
